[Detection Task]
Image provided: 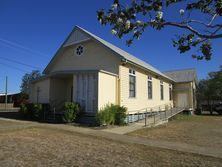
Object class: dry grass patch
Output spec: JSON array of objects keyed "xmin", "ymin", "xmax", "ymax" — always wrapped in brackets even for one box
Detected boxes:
[
  {"xmin": 128, "ymin": 114, "xmax": 222, "ymax": 149},
  {"xmin": 0, "ymin": 125, "xmax": 222, "ymax": 167}
]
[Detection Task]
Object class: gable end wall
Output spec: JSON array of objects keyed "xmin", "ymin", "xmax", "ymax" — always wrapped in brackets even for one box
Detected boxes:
[{"xmin": 46, "ymin": 40, "xmax": 121, "ymax": 75}]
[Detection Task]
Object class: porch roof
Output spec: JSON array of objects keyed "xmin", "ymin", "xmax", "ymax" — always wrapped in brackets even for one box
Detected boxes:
[
  {"xmin": 163, "ymin": 68, "xmax": 198, "ymax": 84},
  {"xmin": 31, "ymin": 69, "xmax": 117, "ymax": 83}
]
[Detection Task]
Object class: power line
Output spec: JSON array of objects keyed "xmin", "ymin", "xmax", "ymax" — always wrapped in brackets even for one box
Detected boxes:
[
  {"xmin": 0, "ymin": 62, "xmax": 29, "ymax": 73},
  {"xmin": 0, "ymin": 38, "xmax": 49, "ymax": 58},
  {"xmin": 0, "ymin": 56, "xmax": 42, "ymax": 70},
  {"xmin": 0, "ymin": 42, "xmax": 49, "ymax": 61}
]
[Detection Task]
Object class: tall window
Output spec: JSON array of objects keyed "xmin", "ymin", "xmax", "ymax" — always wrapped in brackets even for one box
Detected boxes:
[
  {"xmin": 129, "ymin": 69, "xmax": 136, "ymax": 97},
  {"xmin": 160, "ymin": 81, "xmax": 164, "ymax": 100},
  {"xmin": 148, "ymin": 76, "xmax": 152, "ymax": 99},
  {"xmin": 169, "ymin": 84, "xmax": 173, "ymax": 100}
]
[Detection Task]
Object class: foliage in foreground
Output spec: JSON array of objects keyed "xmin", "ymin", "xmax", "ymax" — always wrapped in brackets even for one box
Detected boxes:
[
  {"xmin": 62, "ymin": 102, "xmax": 80, "ymax": 123},
  {"xmin": 97, "ymin": 0, "xmax": 222, "ymax": 60},
  {"xmin": 96, "ymin": 104, "xmax": 127, "ymax": 126}
]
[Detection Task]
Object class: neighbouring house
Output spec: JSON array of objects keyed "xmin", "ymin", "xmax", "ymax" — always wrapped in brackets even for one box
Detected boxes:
[
  {"xmin": 29, "ymin": 25, "xmax": 197, "ymax": 117},
  {"xmin": 0, "ymin": 92, "xmax": 21, "ymax": 109}
]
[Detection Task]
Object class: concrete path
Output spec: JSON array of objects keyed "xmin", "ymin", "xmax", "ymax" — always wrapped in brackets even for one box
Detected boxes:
[
  {"xmin": 101, "ymin": 108, "xmax": 183, "ymax": 134},
  {"xmin": 101, "ymin": 123, "xmax": 144, "ymax": 134},
  {"xmin": 101, "ymin": 120, "xmax": 168, "ymax": 134},
  {"xmin": 0, "ymin": 117, "xmax": 222, "ymax": 159}
]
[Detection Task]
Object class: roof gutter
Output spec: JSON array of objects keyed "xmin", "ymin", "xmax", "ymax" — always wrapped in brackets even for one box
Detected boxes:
[{"xmin": 121, "ymin": 58, "xmax": 176, "ymax": 83}]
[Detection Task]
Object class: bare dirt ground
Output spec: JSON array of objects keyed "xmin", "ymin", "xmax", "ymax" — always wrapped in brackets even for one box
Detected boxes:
[
  {"xmin": 128, "ymin": 114, "xmax": 222, "ymax": 149},
  {"xmin": 0, "ymin": 119, "xmax": 222, "ymax": 167}
]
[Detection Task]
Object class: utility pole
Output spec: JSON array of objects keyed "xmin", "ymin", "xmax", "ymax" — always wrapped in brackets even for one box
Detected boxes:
[{"xmin": 5, "ymin": 76, "xmax": 8, "ymax": 111}]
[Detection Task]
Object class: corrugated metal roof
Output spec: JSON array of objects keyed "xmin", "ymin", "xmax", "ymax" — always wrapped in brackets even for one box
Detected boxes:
[
  {"xmin": 75, "ymin": 26, "xmax": 174, "ymax": 82},
  {"xmin": 163, "ymin": 68, "xmax": 198, "ymax": 83},
  {"xmin": 0, "ymin": 92, "xmax": 19, "ymax": 96},
  {"xmin": 43, "ymin": 25, "xmax": 175, "ymax": 81}
]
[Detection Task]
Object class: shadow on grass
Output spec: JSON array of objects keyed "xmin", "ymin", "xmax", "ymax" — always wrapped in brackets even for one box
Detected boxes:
[
  {"xmin": 0, "ymin": 110, "xmax": 25, "ymax": 120},
  {"xmin": 0, "ymin": 110, "xmax": 92, "ymax": 126},
  {"xmin": 197, "ymin": 111, "xmax": 221, "ymax": 116},
  {"xmin": 0, "ymin": 110, "xmax": 48, "ymax": 123}
]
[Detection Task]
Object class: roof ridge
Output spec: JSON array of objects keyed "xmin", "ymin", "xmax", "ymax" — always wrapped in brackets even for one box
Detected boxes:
[
  {"xmin": 163, "ymin": 68, "xmax": 196, "ymax": 73},
  {"xmin": 75, "ymin": 26, "xmax": 174, "ymax": 81}
]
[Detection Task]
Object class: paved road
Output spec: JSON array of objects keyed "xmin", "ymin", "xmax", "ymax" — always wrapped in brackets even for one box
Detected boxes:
[{"xmin": 0, "ymin": 117, "xmax": 222, "ymax": 159}]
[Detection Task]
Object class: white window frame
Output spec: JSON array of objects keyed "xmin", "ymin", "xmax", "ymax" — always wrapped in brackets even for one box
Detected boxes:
[
  {"xmin": 129, "ymin": 69, "xmax": 136, "ymax": 98},
  {"xmin": 169, "ymin": 84, "xmax": 173, "ymax": 101},
  {"xmin": 148, "ymin": 76, "xmax": 152, "ymax": 99},
  {"xmin": 160, "ymin": 80, "xmax": 164, "ymax": 100}
]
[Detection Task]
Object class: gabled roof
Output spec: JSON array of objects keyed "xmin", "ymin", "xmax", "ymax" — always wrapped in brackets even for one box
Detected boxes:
[
  {"xmin": 43, "ymin": 26, "xmax": 174, "ymax": 82},
  {"xmin": 163, "ymin": 68, "xmax": 198, "ymax": 83}
]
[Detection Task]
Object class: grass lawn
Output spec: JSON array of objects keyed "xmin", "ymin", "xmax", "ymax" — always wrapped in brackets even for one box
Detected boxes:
[
  {"xmin": 0, "ymin": 119, "xmax": 222, "ymax": 167},
  {"xmin": 128, "ymin": 114, "xmax": 222, "ymax": 149}
]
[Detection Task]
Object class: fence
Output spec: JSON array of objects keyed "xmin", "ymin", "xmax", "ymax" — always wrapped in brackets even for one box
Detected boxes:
[{"xmin": 0, "ymin": 103, "xmax": 14, "ymax": 109}]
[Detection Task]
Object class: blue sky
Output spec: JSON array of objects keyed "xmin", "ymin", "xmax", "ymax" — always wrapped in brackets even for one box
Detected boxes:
[{"xmin": 0, "ymin": 0, "xmax": 221, "ymax": 93}]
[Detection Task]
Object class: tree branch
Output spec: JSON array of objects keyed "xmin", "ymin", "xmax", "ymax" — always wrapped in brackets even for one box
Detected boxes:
[
  {"xmin": 188, "ymin": 19, "xmax": 222, "ymax": 28},
  {"xmin": 153, "ymin": 21, "xmax": 222, "ymax": 39},
  {"xmin": 208, "ymin": 14, "xmax": 217, "ymax": 25}
]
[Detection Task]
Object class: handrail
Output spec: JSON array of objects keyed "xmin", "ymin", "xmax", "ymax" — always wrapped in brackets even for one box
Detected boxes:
[
  {"xmin": 126, "ymin": 106, "xmax": 185, "ymax": 125},
  {"xmin": 127, "ymin": 102, "xmax": 173, "ymax": 115}
]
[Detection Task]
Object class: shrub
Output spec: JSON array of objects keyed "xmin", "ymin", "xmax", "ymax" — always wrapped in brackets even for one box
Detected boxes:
[
  {"xmin": 19, "ymin": 103, "xmax": 28, "ymax": 116},
  {"xmin": 19, "ymin": 103, "xmax": 34, "ymax": 119},
  {"xmin": 33, "ymin": 104, "xmax": 42, "ymax": 119},
  {"xmin": 19, "ymin": 103, "xmax": 47, "ymax": 120},
  {"xmin": 26, "ymin": 103, "xmax": 35, "ymax": 119},
  {"xmin": 96, "ymin": 104, "xmax": 127, "ymax": 126},
  {"xmin": 114, "ymin": 105, "xmax": 127, "ymax": 126},
  {"xmin": 96, "ymin": 105, "xmax": 115, "ymax": 126},
  {"xmin": 63, "ymin": 102, "xmax": 80, "ymax": 123}
]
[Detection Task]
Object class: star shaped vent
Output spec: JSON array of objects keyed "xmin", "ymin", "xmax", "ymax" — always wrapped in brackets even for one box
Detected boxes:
[{"xmin": 75, "ymin": 45, "xmax": 84, "ymax": 56}]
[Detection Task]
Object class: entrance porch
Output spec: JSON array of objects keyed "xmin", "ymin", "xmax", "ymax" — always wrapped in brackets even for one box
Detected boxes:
[{"xmin": 49, "ymin": 72, "xmax": 98, "ymax": 115}]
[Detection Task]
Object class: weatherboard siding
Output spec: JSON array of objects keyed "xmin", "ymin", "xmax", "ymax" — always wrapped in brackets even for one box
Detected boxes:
[
  {"xmin": 49, "ymin": 77, "xmax": 73, "ymax": 104},
  {"xmin": 30, "ymin": 78, "xmax": 50, "ymax": 104},
  {"xmin": 98, "ymin": 71, "xmax": 117, "ymax": 110},
  {"xmin": 119, "ymin": 65, "xmax": 173, "ymax": 112},
  {"xmin": 29, "ymin": 26, "xmax": 197, "ymax": 113},
  {"xmin": 47, "ymin": 40, "xmax": 120, "ymax": 75},
  {"xmin": 173, "ymin": 81, "xmax": 196, "ymax": 109},
  {"xmin": 64, "ymin": 29, "xmax": 90, "ymax": 46}
]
